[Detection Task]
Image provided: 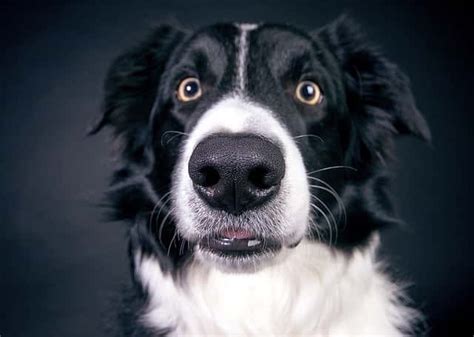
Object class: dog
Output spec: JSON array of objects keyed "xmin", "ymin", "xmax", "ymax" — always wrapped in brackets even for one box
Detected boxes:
[{"xmin": 90, "ymin": 16, "xmax": 430, "ymax": 336}]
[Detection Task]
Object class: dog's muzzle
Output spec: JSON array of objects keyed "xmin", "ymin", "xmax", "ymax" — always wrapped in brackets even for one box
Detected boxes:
[{"xmin": 187, "ymin": 133, "xmax": 285, "ymax": 256}]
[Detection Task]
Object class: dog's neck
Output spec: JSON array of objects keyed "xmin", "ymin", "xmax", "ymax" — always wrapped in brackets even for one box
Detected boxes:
[{"xmin": 135, "ymin": 236, "xmax": 418, "ymax": 336}]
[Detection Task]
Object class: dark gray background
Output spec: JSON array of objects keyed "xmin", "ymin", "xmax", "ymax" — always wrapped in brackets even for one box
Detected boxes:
[{"xmin": 1, "ymin": 1, "xmax": 472, "ymax": 336}]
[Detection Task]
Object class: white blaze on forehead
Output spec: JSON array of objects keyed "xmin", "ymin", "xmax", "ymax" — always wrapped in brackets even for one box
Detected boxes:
[{"xmin": 235, "ymin": 23, "xmax": 258, "ymax": 92}]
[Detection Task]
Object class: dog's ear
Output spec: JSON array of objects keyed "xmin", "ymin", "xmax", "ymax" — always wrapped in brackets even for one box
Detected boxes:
[
  {"xmin": 88, "ymin": 25, "xmax": 185, "ymax": 156},
  {"xmin": 315, "ymin": 16, "xmax": 431, "ymax": 144}
]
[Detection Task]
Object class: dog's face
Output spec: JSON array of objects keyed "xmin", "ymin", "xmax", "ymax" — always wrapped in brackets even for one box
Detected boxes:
[{"xmin": 92, "ymin": 18, "xmax": 430, "ymax": 272}]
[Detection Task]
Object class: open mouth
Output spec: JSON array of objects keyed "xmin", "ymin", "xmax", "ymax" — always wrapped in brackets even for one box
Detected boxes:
[{"xmin": 198, "ymin": 229, "xmax": 281, "ymax": 257}]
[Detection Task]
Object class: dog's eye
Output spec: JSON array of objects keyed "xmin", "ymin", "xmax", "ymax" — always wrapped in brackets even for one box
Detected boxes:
[
  {"xmin": 295, "ymin": 81, "xmax": 323, "ymax": 105},
  {"xmin": 177, "ymin": 77, "xmax": 202, "ymax": 102}
]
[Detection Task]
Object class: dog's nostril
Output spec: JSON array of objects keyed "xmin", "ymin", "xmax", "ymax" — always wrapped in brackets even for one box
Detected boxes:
[
  {"xmin": 248, "ymin": 166, "xmax": 272, "ymax": 189},
  {"xmin": 199, "ymin": 166, "xmax": 220, "ymax": 187}
]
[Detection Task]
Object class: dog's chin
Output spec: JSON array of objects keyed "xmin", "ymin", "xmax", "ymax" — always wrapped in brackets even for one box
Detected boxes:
[
  {"xmin": 190, "ymin": 230, "xmax": 303, "ymax": 273},
  {"xmin": 195, "ymin": 242, "xmax": 282, "ymax": 273}
]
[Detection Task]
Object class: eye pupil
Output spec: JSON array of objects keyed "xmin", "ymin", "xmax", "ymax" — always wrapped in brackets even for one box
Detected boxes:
[
  {"xmin": 185, "ymin": 82, "xmax": 198, "ymax": 96},
  {"xmin": 301, "ymin": 84, "xmax": 315, "ymax": 99}
]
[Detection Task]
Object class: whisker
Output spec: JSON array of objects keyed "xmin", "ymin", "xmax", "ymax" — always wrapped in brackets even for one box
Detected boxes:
[
  {"xmin": 293, "ymin": 134, "xmax": 324, "ymax": 143},
  {"xmin": 307, "ymin": 177, "xmax": 347, "ymax": 224},
  {"xmin": 153, "ymin": 201, "xmax": 173, "ymax": 241},
  {"xmin": 179, "ymin": 238, "xmax": 187, "ymax": 256},
  {"xmin": 151, "ymin": 195, "xmax": 173, "ymax": 235},
  {"xmin": 311, "ymin": 195, "xmax": 338, "ymax": 243},
  {"xmin": 307, "ymin": 165, "xmax": 357, "ymax": 175},
  {"xmin": 158, "ymin": 206, "xmax": 175, "ymax": 248},
  {"xmin": 167, "ymin": 230, "xmax": 179, "ymax": 257},
  {"xmin": 309, "ymin": 184, "xmax": 346, "ymax": 225},
  {"xmin": 310, "ymin": 203, "xmax": 334, "ymax": 246},
  {"xmin": 160, "ymin": 130, "xmax": 189, "ymax": 147},
  {"xmin": 149, "ymin": 191, "xmax": 173, "ymax": 230},
  {"xmin": 308, "ymin": 216, "xmax": 323, "ymax": 242}
]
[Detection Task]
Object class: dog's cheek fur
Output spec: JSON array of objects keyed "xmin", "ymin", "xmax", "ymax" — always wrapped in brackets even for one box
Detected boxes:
[
  {"xmin": 89, "ymin": 26, "xmax": 186, "ymax": 223},
  {"xmin": 306, "ymin": 17, "xmax": 431, "ymax": 248}
]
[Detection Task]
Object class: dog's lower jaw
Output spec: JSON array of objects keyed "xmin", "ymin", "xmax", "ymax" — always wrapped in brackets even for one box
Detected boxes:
[{"xmin": 135, "ymin": 235, "xmax": 420, "ymax": 336}]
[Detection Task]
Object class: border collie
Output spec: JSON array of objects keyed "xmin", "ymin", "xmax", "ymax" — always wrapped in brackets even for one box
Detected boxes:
[{"xmin": 90, "ymin": 16, "xmax": 430, "ymax": 336}]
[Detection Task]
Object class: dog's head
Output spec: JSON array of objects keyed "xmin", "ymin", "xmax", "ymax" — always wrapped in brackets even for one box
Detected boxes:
[{"xmin": 91, "ymin": 17, "xmax": 430, "ymax": 272}]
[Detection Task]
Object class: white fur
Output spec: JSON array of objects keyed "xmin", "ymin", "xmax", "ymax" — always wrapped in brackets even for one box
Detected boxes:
[
  {"xmin": 136, "ymin": 236, "xmax": 418, "ymax": 336},
  {"xmin": 235, "ymin": 23, "xmax": 258, "ymax": 91}
]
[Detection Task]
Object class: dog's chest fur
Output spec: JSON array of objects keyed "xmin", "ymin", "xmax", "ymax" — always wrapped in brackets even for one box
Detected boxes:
[{"xmin": 136, "ymin": 238, "xmax": 415, "ymax": 336}]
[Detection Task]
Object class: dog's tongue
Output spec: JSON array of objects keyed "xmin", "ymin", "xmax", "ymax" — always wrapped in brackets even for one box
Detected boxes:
[{"xmin": 220, "ymin": 229, "xmax": 255, "ymax": 240}]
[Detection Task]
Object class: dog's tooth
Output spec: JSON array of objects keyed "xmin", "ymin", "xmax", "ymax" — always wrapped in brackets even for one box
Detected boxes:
[{"xmin": 247, "ymin": 239, "xmax": 261, "ymax": 247}]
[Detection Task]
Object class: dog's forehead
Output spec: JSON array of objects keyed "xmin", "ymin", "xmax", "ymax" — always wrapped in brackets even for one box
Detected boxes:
[
  {"xmin": 252, "ymin": 24, "xmax": 314, "ymax": 47},
  {"xmin": 185, "ymin": 23, "xmax": 314, "ymax": 60}
]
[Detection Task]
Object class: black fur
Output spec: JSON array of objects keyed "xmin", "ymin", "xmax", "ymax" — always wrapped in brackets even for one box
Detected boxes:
[{"xmin": 92, "ymin": 17, "xmax": 429, "ymax": 335}]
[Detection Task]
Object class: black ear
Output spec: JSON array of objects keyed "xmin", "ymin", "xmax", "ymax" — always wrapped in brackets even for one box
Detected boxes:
[
  {"xmin": 315, "ymin": 16, "xmax": 431, "ymax": 143},
  {"xmin": 88, "ymin": 25, "xmax": 185, "ymax": 158}
]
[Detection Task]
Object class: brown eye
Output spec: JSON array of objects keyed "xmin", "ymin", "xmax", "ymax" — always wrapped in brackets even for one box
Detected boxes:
[
  {"xmin": 176, "ymin": 77, "xmax": 202, "ymax": 102},
  {"xmin": 295, "ymin": 81, "xmax": 323, "ymax": 105}
]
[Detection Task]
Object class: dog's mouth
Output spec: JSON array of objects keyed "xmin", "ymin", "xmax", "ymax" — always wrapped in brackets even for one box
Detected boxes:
[{"xmin": 198, "ymin": 229, "xmax": 282, "ymax": 258}]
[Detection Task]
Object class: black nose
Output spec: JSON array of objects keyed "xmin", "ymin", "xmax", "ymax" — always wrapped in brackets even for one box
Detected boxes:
[{"xmin": 188, "ymin": 134, "xmax": 285, "ymax": 215}]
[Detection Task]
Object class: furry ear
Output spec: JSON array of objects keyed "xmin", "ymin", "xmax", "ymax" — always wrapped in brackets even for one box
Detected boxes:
[
  {"xmin": 88, "ymin": 25, "xmax": 185, "ymax": 158},
  {"xmin": 315, "ymin": 16, "xmax": 431, "ymax": 144}
]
